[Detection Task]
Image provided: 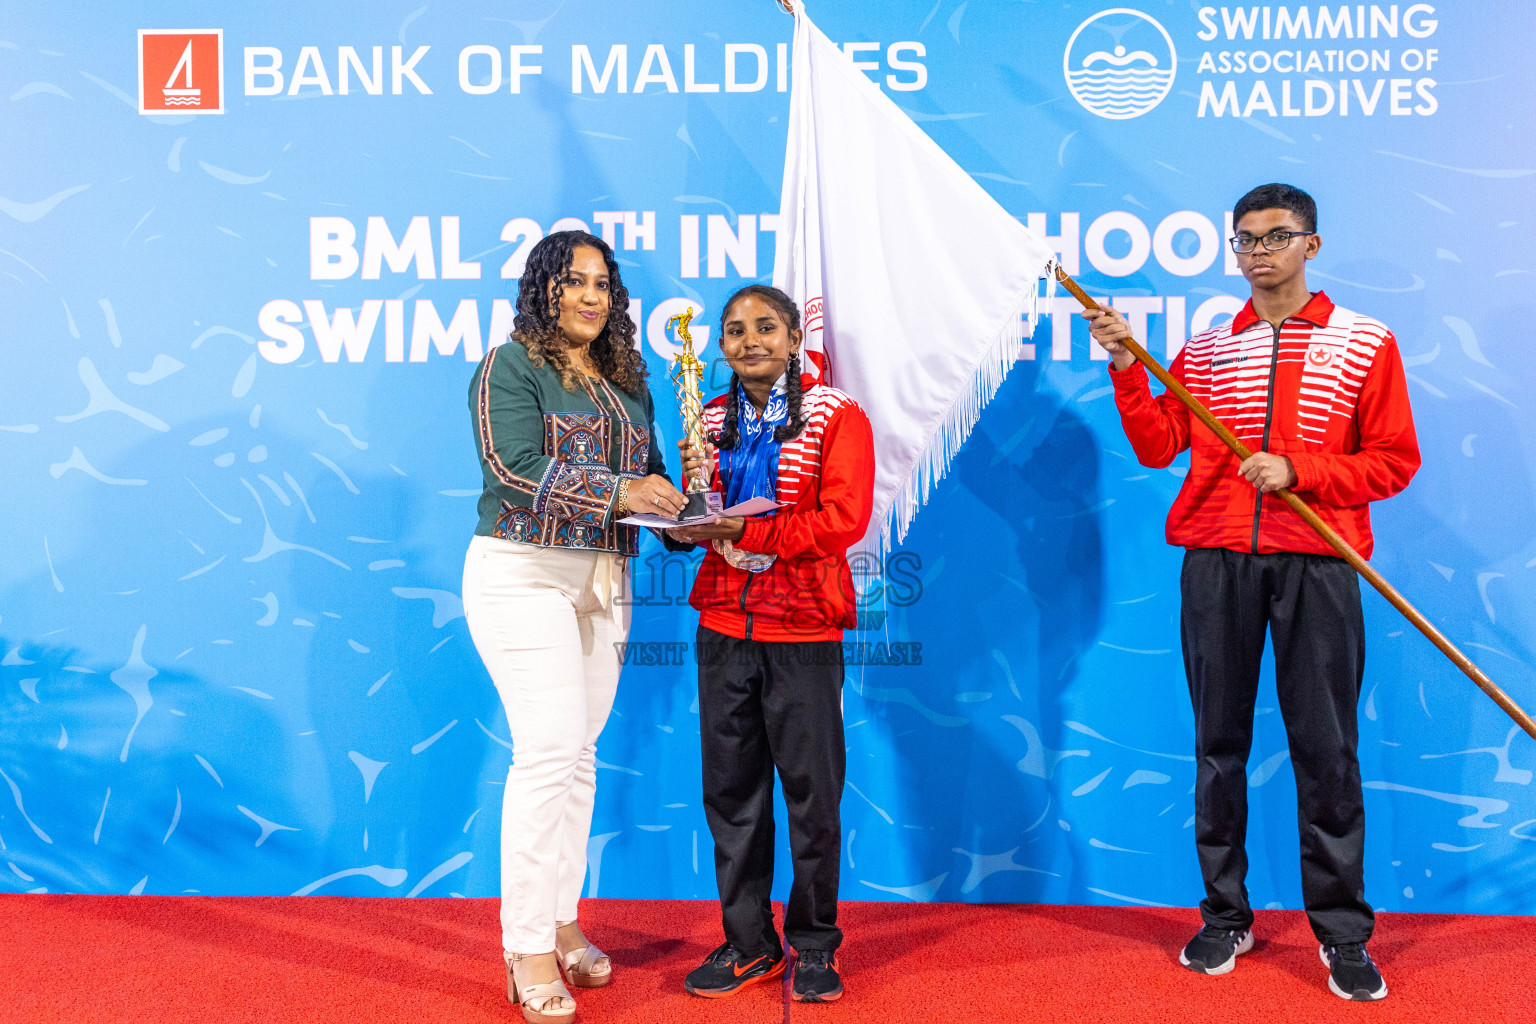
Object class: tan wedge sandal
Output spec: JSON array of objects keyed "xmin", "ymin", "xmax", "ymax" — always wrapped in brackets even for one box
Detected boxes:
[
  {"xmin": 506, "ymin": 953, "xmax": 576, "ymax": 1024},
  {"xmin": 559, "ymin": 943, "xmax": 613, "ymax": 989}
]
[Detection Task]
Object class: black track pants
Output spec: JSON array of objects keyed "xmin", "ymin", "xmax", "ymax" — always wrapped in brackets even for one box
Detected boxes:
[
  {"xmin": 696, "ymin": 625, "xmax": 846, "ymax": 954},
  {"xmin": 1181, "ymin": 547, "xmax": 1375, "ymax": 945}
]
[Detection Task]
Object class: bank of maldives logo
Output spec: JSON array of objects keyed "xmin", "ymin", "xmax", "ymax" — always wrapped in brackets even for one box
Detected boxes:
[
  {"xmin": 1063, "ymin": 9, "xmax": 1176, "ymax": 120},
  {"xmin": 138, "ymin": 30, "xmax": 223, "ymax": 115}
]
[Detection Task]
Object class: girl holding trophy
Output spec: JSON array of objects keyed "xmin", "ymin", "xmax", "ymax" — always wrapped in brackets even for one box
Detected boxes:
[{"xmin": 667, "ymin": 285, "xmax": 875, "ymax": 1004}]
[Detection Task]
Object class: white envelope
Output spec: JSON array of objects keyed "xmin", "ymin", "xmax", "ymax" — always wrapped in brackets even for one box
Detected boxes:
[{"xmin": 618, "ymin": 495, "xmax": 784, "ymax": 528}]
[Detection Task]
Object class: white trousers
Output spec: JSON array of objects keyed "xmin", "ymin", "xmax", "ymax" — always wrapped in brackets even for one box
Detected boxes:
[{"xmin": 462, "ymin": 534, "xmax": 631, "ymax": 954}]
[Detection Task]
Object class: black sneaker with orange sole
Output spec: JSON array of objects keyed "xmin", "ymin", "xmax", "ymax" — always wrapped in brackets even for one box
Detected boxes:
[
  {"xmin": 791, "ymin": 948, "xmax": 843, "ymax": 1003},
  {"xmin": 684, "ymin": 942, "xmax": 786, "ymax": 998}
]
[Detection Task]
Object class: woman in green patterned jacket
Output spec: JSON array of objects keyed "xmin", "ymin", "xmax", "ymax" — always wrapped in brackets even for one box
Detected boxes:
[{"xmin": 462, "ymin": 231, "xmax": 685, "ymax": 1023}]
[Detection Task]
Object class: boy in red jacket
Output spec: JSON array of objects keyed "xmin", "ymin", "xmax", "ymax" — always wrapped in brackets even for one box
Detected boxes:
[
  {"xmin": 1086, "ymin": 184, "xmax": 1419, "ymax": 1002},
  {"xmin": 667, "ymin": 285, "xmax": 874, "ymax": 1004}
]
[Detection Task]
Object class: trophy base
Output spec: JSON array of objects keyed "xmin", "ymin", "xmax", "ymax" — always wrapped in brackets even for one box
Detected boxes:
[{"xmin": 679, "ymin": 490, "xmax": 724, "ymax": 523}]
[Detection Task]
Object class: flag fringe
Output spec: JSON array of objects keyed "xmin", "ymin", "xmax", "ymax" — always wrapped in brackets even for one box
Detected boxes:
[{"xmin": 871, "ymin": 264, "xmax": 1058, "ymax": 562}]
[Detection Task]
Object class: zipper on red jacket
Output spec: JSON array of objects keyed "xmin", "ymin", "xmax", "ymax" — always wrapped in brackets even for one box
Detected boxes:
[
  {"xmin": 1251, "ymin": 319, "xmax": 1284, "ymax": 553},
  {"xmin": 738, "ymin": 570, "xmax": 755, "ymax": 641}
]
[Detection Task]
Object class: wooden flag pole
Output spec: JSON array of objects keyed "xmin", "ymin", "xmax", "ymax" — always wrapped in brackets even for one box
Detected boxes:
[{"xmin": 1055, "ymin": 265, "xmax": 1536, "ymax": 740}]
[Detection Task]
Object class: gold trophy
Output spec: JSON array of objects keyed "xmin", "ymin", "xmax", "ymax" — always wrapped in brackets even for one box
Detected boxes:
[{"xmin": 667, "ymin": 307, "xmax": 725, "ymax": 522}]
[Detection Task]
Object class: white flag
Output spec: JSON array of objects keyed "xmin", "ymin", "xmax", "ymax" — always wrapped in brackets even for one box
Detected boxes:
[{"xmin": 774, "ymin": 3, "xmax": 1057, "ymax": 555}]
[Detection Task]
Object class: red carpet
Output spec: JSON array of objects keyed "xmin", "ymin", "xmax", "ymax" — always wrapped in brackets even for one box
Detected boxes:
[{"xmin": 2, "ymin": 895, "xmax": 1532, "ymax": 1022}]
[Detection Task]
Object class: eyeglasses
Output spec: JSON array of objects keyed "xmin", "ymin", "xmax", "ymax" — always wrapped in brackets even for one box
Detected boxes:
[{"xmin": 1229, "ymin": 229, "xmax": 1315, "ymax": 253}]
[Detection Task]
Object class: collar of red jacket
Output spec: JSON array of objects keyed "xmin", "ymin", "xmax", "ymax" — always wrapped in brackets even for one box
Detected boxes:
[{"xmin": 1229, "ymin": 290, "xmax": 1335, "ymax": 334}]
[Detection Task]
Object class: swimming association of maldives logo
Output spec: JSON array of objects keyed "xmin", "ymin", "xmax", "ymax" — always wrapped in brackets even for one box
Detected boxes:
[
  {"xmin": 138, "ymin": 30, "xmax": 224, "ymax": 115},
  {"xmin": 1063, "ymin": 9, "xmax": 1176, "ymax": 120}
]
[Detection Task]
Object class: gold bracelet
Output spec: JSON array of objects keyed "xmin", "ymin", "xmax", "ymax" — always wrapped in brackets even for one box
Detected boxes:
[{"xmin": 615, "ymin": 477, "xmax": 631, "ymax": 515}]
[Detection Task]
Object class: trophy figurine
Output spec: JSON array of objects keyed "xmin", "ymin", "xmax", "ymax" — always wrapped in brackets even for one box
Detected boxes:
[{"xmin": 667, "ymin": 307, "xmax": 726, "ymax": 522}]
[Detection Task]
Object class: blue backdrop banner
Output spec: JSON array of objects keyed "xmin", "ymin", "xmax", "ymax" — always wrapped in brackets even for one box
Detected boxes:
[{"xmin": 3, "ymin": 1, "xmax": 1534, "ymax": 912}]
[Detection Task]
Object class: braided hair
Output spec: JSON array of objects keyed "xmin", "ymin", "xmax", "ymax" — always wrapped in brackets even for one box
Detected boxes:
[
  {"xmin": 713, "ymin": 284, "xmax": 808, "ymax": 450},
  {"xmin": 511, "ymin": 230, "xmax": 648, "ymax": 394}
]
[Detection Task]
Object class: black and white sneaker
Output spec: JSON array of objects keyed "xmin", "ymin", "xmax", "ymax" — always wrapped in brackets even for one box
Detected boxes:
[
  {"xmin": 1178, "ymin": 925, "xmax": 1254, "ymax": 975},
  {"xmin": 791, "ymin": 948, "xmax": 843, "ymax": 1003},
  {"xmin": 683, "ymin": 942, "xmax": 786, "ymax": 998},
  {"xmin": 1321, "ymin": 943, "xmax": 1388, "ymax": 1001}
]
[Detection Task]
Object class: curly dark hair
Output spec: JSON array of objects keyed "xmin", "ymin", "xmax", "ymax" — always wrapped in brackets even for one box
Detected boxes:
[
  {"xmin": 712, "ymin": 284, "xmax": 808, "ymax": 450},
  {"xmin": 511, "ymin": 230, "xmax": 648, "ymax": 394}
]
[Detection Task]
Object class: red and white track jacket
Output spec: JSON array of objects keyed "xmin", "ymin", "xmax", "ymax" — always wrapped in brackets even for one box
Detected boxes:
[
  {"xmin": 1109, "ymin": 291, "xmax": 1419, "ymax": 559},
  {"xmin": 687, "ymin": 382, "xmax": 875, "ymax": 642}
]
